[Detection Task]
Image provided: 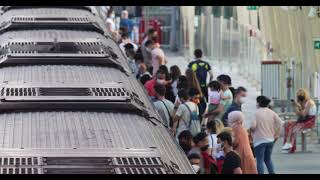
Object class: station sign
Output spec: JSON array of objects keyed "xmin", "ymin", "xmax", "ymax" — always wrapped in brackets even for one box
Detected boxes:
[
  {"xmin": 247, "ymin": 6, "xmax": 258, "ymax": 11},
  {"xmin": 314, "ymin": 40, "xmax": 320, "ymax": 49}
]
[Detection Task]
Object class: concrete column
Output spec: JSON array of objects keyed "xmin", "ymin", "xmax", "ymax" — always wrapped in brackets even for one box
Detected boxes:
[{"xmin": 180, "ymin": 6, "xmax": 195, "ymax": 61}]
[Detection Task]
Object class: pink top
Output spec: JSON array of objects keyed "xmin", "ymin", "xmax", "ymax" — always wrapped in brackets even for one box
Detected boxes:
[
  {"xmin": 251, "ymin": 108, "xmax": 283, "ymax": 147},
  {"xmin": 208, "ymin": 91, "xmax": 221, "ymax": 105}
]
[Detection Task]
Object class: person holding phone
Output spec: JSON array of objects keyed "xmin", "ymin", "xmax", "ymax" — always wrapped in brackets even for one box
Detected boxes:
[{"xmin": 282, "ymin": 89, "xmax": 317, "ymax": 153}]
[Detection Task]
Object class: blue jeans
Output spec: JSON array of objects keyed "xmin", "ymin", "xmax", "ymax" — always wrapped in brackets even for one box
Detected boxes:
[{"xmin": 254, "ymin": 142, "xmax": 275, "ymax": 174}]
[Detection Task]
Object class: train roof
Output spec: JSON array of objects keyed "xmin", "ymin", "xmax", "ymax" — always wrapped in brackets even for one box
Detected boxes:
[
  {"xmin": 0, "ymin": 31, "xmax": 194, "ymax": 174},
  {"xmin": 0, "ymin": 7, "xmax": 109, "ymax": 36},
  {"xmin": 0, "ymin": 30, "xmax": 130, "ymax": 73},
  {"xmin": 0, "ymin": 7, "xmax": 194, "ymax": 174}
]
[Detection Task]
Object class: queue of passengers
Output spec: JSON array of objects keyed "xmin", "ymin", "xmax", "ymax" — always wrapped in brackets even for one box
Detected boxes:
[{"xmin": 106, "ymin": 9, "xmax": 317, "ymax": 174}]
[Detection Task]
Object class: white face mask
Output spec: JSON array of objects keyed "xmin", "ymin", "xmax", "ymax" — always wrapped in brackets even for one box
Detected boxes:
[
  {"xmin": 157, "ymin": 79, "xmax": 166, "ymax": 85},
  {"xmin": 239, "ymin": 97, "xmax": 246, "ymax": 104},
  {"xmin": 192, "ymin": 165, "xmax": 200, "ymax": 174},
  {"xmin": 146, "ymin": 48, "xmax": 152, "ymax": 53}
]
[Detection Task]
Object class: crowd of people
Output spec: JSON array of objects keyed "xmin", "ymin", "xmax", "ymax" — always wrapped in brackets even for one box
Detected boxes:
[{"xmin": 105, "ymin": 9, "xmax": 317, "ymax": 174}]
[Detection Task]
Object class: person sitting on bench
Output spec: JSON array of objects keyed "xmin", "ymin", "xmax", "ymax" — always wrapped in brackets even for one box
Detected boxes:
[{"xmin": 282, "ymin": 88, "xmax": 317, "ymax": 153}]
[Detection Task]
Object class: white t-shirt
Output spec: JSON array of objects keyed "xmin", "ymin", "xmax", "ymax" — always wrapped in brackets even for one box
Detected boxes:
[
  {"xmin": 175, "ymin": 102, "xmax": 199, "ymax": 137},
  {"xmin": 154, "ymin": 99, "xmax": 174, "ymax": 127},
  {"xmin": 309, "ymin": 103, "xmax": 317, "ymax": 116},
  {"xmin": 208, "ymin": 134, "xmax": 224, "ymax": 159},
  {"xmin": 151, "ymin": 48, "xmax": 166, "ymax": 76},
  {"xmin": 171, "ymin": 80, "xmax": 178, "ymax": 97},
  {"xmin": 119, "ymin": 42, "xmax": 138, "ymax": 55},
  {"xmin": 106, "ymin": 18, "xmax": 116, "ymax": 32}
]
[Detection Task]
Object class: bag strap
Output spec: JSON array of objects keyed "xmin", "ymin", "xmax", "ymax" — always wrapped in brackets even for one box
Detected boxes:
[
  {"xmin": 184, "ymin": 103, "xmax": 195, "ymax": 128},
  {"xmin": 159, "ymin": 100, "xmax": 172, "ymax": 126},
  {"xmin": 182, "ymin": 104, "xmax": 191, "ymax": 127},
  {"xmin": 210, "ymin": 134, "xmax": 214, "ymax": 150}
]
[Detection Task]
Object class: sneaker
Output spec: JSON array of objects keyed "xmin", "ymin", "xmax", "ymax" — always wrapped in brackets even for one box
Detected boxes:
[
  {"xmin": 282, "ymin": 143, "xmax": 293, "ymax": 150},
  {"xmin": 281, "ymin": 149, "xmax": 289, "ymax": 154}
]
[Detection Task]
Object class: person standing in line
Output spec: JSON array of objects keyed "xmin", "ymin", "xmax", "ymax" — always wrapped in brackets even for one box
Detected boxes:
[
  {"xmin": 206, "ymin": 120, "xmax": 224, "ymax": 160},
  {"xmin": 119, "ymin": 32, "xmax": 138, "ymax": 54},
  {"xmin": 119, "ymin": 10, "xmax": 134, "ymax": 41},
  {"xmin": 141, "ymin": 28, "xmax": 158, "ymax": 71},
  {"xmin": 188, "ymin": 49, "xmax": 214, "ymax": 101},
  {"xmin": 144, "ymin": 69, "xmax": 167, "ymax": 99},
  {"xmin": 204, "ymin": 75, "xmax": 233, "ymax": 126},
  {"xmin": 137, "ymin": 63, "xmax": 152, "ymax": 85},
  {"xmin": 172, "ymin": 76, "xmax": 189, "ymax": 119},
  {"xmin": 250, "ymin": 96, "xmax": 283, "ymax": 174},
  {"xmin": 178, "ymin": 130, "xmax": 195, "ymax": 155},
  {"xmin": 145, "ymin": 39, "xmax": 167, "ymax": 77},
  {"xmin": 189, "ymin": 132, "xmax": 218, "ymax": 174},
  {"xmin": 169, "ymin": 65, "xmax": 182, "ymax": 100},
  {"xmin": 123, "ymin": 43, "xmax": 138, "ymax": 76},
  {"xmin": 158, "ymin": 65, "xmax": 175, "ymax": 103},
  {"xmin": 153, "ymin": 84, "xmax": 174, "ymax": 128},
  {"xmin": 217, "ymin": 132, "xmax": 242, "ymax": 174},
  {"xmin": 188, "ymin": 153, "xmax": 201, "ymax": 174},
  {"xmin": 228, "ymin": 111, "xmax": 257, "ymax": 174},
  {"xmin": 217, "ymin": 75, "xmax": 233, "ymax": 125},
  {"xmin": 172, "ymin": 88, "xmax": 201, "ymax": 138},
  {"xmin": 185, "ymin": 69, "xmax": 206, "ymax": 123},
  {"xmin": 204, "ymin": 81, "xmax": 223, "ymax": 122},
  {"xmin": 106, "ymin": 8, "xmax": 116, "ymax": 33},
  {"xmin": 206, "ymin": 120, "xmax": 225, "ymax": 173},
  {"xmin": 221, "ymin": 87, "xmax": 247, "ymax": 126}
]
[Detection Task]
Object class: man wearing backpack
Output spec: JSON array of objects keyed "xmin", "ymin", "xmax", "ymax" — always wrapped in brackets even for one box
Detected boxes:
[
  {"xmin": 153, "ymin": 84, "xmax": 174, "ymax": 128},
  {"xmin": 172, "ymin": 88, "xmax": 201, "ymax": 138},
  {"xmin": 188, "ymin": 49, "xmax": 214, "ymax": 101}
]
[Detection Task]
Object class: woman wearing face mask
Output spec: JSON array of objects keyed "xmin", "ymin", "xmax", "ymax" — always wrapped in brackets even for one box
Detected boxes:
[
  {"xmin": 282, "ymin": 89, "xmax": 317, "ymax": 153},
  {"xmin": 228, "ymin": 111, "xmax": 257, "ymax": 174}
]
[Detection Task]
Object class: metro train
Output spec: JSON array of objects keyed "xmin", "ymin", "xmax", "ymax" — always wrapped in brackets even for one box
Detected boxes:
[{"xmin": 0, "ymin": 6, "xmax": 194, "ymax": 174}]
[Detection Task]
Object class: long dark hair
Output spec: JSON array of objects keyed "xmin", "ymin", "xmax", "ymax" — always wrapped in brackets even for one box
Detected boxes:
[
  {"xmin": 206, "ymin": 120, "xmax": 217, "ymax": 134},
  {"xmin": 177, "ymin": 76, "xmax": 188, "ymax": 90},
  {"xmin": 185, "ymin": 69, "xmax": 202, "ymax": 97},
  {"xmin": 257, "ymin": 96, "xmax": 271, "ymax": 108},
  {"xmin": 170, "ymin": 65, "xmax": 181, "ymax": 81},
  {"xmin": 159, "ymin": 65, "xmax": 170, "ymax": 81}
]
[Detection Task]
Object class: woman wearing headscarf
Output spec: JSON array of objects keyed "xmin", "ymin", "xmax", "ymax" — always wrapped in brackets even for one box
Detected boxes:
[{"xmin": 228, "ymin": 111, "xmax": 257, "ymax": 174}]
